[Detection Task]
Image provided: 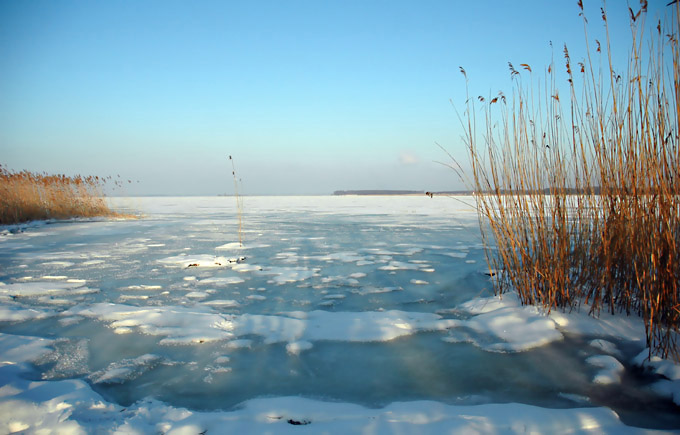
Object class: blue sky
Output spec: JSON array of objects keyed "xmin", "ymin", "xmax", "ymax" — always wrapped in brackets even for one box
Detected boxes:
[{"xmin": 0, "ymin": 0, "xmax": 671, "ymax": 195}]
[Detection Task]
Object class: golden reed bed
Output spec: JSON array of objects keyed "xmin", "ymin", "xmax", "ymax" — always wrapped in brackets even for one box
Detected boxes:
[
  {"xmin": 452, "ymin": 1, "xmax": 679, "ymax": 360},
  {"xmin": 0, "ymin": 165, "xmax": 124, "ymax": 225}
]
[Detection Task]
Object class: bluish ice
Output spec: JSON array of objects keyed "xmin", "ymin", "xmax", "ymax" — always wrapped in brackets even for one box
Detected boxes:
[{"xmin": 1, "ymin": 196, "xmax": 679, "ymax": 432}]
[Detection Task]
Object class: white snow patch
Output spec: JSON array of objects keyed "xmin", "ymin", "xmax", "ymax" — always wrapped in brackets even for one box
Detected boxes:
[
  {"xmin": 66, "ymin": 306, "xmax": 457, "ymax": 347},
  {"xmin": 0, "ymin": 333, "xmax": 53, "ymax": 363},
  {"xmin": 321, "ymin": 275, "xmax": 360, "ymax": 287},
  {"xmin": 198, "ymin": 276, "xmax": 245, "ymax": 286},
  {"xmin": 0, "ymin": 281, "xmax": 98, "ymax": 298},
  {"xmin": 0, "ymin": 305, "xmax": 53, "ymax": 322},
  {"xmin": 232, "ymin": 263, "xmax": 263, "ymax": 272},
  {"xmin": 589, "ymin": 339, "xmax": 622, "ymax": 357},
  {"xmin": 443, "ymin": 295, "xmax": 563, "ymax": 352},
  {"xmin": 378, "ymin": 261, "xmax": 420, "ymax": 271},
  {"xmin": 158, "ymin": 254, "xmax": 238, "ymax": 268},
  {"xmin": 234, "ymin": 310, "xmax": 456, "ymax": 344},
  {"xmin": 447, "ymin": 293, "xmax": 647, "ymax": 353},
  {"xmin": 286, "ymin": 341, "xmax": 313, "ymax": 355},
  {"xmin": 203, "ymin": 300, "xmax": 240, "ymax": 308},
  {"xmin": 323, "ymin": 294, "xmax": 346, "ymax": 300},
  {"xmin": 259, "ymin": 267, "xmax": 318, "ymax": 285},
  {"xmin": 119, "ymin": 295, "xmax": 150, "ymax": 302},
  {"xmin": 352, "ymin": 286, "xmax": 402, "ymax": 295},
  {"xmin": 586, "ymin": 355, "xmax": 625, "ymax": 385},
  {"xmin": 633, "ymin": 349, "xmax": 680, "ymax": 405},
  {"xmin": 125, "ymin": 284, "xmax": 162, "ymax": 290},
  {"xmin": 444, "ymin": 251, "xmax": 469, "ymax": 259},
  {"xmin": 58, "ymin": 316, "xmax": 83, "ymax": 326},
  {"xmin": 66, "ymin": 303, "xmax": 236, "ymax": 345},
  {"xmin": 0, "ymin": 393, "xmax": 645, "ymax": 434},
  {"xmin": 185, "ymin": 291, "xmax": 209, "ymax": 299},
  {"xmin": 227, "ymin": 339, "xmax": 253, "ymax": 349}
]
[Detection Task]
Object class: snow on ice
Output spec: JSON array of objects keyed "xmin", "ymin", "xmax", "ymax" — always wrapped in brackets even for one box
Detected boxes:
[{"xmin": 1, "ymin": 196, "xmax": 679, "ymax": 433}]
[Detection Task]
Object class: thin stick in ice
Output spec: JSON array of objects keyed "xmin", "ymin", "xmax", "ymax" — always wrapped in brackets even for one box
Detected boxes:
[{"xmin": 228, "ymin": 155, "xmax": 243, "ymax": 247}]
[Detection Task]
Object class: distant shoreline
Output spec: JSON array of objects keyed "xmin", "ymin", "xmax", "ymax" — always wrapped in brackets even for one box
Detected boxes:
[{"xmin": 332, "ymin": 190, "xmax": 473, "ymax": 196}]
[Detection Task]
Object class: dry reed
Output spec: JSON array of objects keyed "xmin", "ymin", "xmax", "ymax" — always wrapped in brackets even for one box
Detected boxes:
[
  {"xmin": 0, "ymin": 165, "xmax": 121, "ymax": 224},
  {"xmin": 229, "ymin": 155, "xmax": 244, "ymax": 247},
  {"xmin": 458, "ymin": 1, "xmax": 679, "ymax": 360}
]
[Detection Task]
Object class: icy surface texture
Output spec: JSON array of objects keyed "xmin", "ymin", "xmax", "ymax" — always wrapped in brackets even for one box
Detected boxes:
[{"xmin": 1, "ymin": 196, "xmax": 679, "ymax": 432}]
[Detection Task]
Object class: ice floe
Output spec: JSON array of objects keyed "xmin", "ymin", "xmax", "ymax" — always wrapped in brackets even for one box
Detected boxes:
[
  {"xmin": 440, "ymin": 292, "xmax": 649, "ymax": 353},
  {"xmin": 321, "ymin": 275, "xmax": 360, "ymax": 287},
  {"xmin": 586, "ymin": 355, "xmax": 625, "ymax": 385},
  {"xmin": 2, "ymin": 196, "xmax": 679, "ymax": 432},
  {"xmin": 203, "ymin": 300, "xmax": 240, "ymax": 308},
  {"xmin": 634, "ymin": 349, "xmax": 680, "ymax": 406},
  {"xmin": 197, "ymin": 276, "xmax": 245, "ymax": 286},
  {"xmin": 589, "ymin": 339, "xmax": 623, "ymax": 357},
  {"xmin": 232, "ymin": 263, "xmax": 263, "ymax": 272},
  {"xmin": 352, "ymin": 286, "xmax": 402, "ymax": 295},
  {"xmin": 259, "ymin": 266, "xmax": 319, "ymax": 285},
  {"xmin": 125, "ymin": 284, "xmax": 162, "ymax": 291},
  {"xmin": 443, "ymin": 302, "xmax": 562, "ymax": 352},
  {"xmin": 66, "ymin": 303, "xmax": 236, "ymax": 345},
  {"xmin": 0, "ymin": 281, "xmax": 98, "ymax": 298},
  {"xmin": 378, "ymin": 261, "xmax": 422, "ymax": 271},
  {"xmin": 0, "ymin": 305, "xmax": 53, "ymax": 322},
  {"xmin": 64, "ymin": 303, "xmax": 457, "ymax": 347},
  {"xmin": 158, "ymin": 254, "xmax": 245, "ymax": 268}
]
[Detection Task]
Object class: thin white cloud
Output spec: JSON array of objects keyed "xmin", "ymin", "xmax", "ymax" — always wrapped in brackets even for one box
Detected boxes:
[{"xmin": 399, "ymin": 152, "xmax": 419, "ymax": 165}]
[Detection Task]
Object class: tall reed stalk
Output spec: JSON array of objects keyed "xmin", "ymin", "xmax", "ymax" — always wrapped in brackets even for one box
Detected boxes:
[
  {"xmin": 229, "ymin": 155, "xmax": 244, "ymax": 247},
  {"xmin": 460, "ymin": 1, "xmax": 679, "ymax": 360},
  {"xmin": 0, "ymin": 165, "xmax": 119, "ymax": 224}
]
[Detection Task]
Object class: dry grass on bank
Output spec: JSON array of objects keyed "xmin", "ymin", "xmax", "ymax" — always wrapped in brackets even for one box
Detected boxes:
[
  {"xmin": 456, "ymin": 2, "xmax": 679, "ymax": 360},
  {"xmin": 0, "ymin": 165, "xmax": 122, "ymax": 225}
]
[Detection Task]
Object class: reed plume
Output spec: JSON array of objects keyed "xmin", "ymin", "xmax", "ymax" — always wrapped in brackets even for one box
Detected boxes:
[{"xmin": 459, "ymin": 1, "xmax": 679, "ymax": 360}]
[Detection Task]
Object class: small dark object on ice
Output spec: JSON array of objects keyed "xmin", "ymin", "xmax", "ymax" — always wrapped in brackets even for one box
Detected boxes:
[
  {"xmin": 228, "ymin": 256, "xmax": 246, "ymax": 264},
  {"xmin": 485, "ymin": 271, "xmax": 497, "ymax": 277},
  {"xmin": 187, "ymin": 263, "xmax": 199, "ymax": 268},
  {"xmin": 287, "ymin": 419, "xmax": 311, "ymax": 425},
  {"xmin": 425, "ymin": 191, "xmax": 434, "ymax": 198}
]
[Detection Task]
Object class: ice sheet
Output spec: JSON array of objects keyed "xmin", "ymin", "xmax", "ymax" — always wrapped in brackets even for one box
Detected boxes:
[{"xmin": 1, "ymin": 196, "xmax": 678, "ymax": 432}]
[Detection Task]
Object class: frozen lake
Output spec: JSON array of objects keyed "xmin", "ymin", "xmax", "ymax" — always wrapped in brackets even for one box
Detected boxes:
[{"xmin": 1, "ymin": 196, "xmax": 679, "ymax": 433}]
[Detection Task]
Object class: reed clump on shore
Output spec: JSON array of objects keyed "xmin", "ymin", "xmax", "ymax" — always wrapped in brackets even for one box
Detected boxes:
[
  {"xmin": 458, "ymin": 1, "xmax": 679, "ymax": 360},
  {"xmin": 0, "ymin": 165, "xmax": 120, "ymax": 225}
]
